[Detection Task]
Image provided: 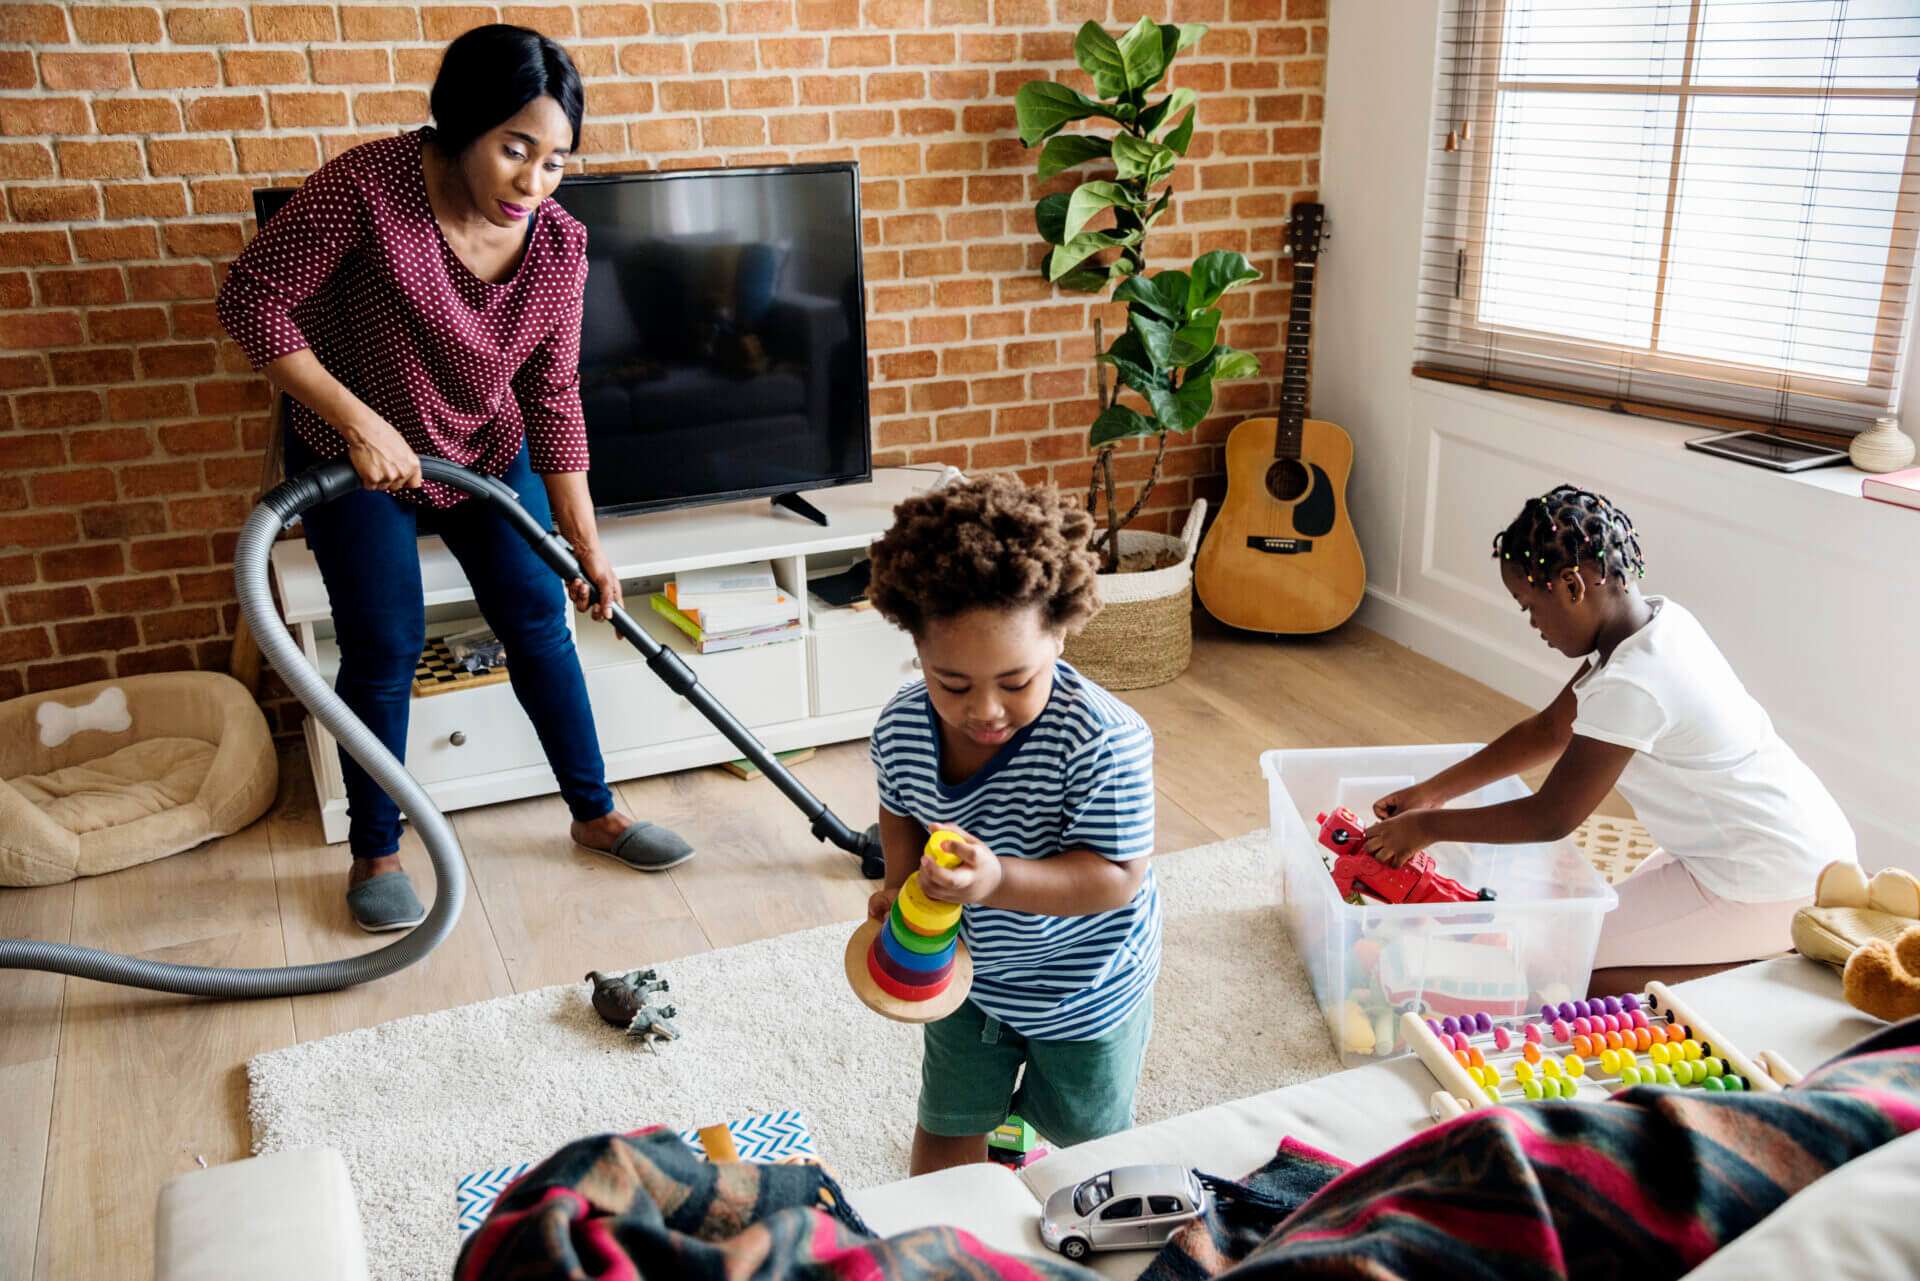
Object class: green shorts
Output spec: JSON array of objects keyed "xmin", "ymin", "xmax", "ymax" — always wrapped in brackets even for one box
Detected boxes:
[{"xmin": 917, "ymin": 990, "xmax": 1154, "ymax": 1148}]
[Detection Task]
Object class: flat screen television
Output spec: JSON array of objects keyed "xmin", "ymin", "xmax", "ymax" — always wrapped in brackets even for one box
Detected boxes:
[{"xmin": 252, "ymin": 161, "xmax": 871, "ymax": 520}]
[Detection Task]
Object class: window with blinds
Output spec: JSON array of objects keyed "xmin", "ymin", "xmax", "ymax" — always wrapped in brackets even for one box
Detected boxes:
[{"xmin": 1415, "ymin": 0, "xmax": 1920, "ymax": 441}]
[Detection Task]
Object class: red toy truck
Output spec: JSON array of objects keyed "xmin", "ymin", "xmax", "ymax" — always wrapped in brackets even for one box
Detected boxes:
[{"xmin": 1315, "ymin": 807, "xmax": 1495, "ymax": 906}]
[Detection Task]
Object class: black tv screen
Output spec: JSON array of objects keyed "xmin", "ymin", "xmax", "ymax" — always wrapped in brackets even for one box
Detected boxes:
[
  {"xmin": 252, "ymin": 162, "xmax": 871, "ymax": 519},
  {"xmin": 551, "ymin": 164, "xmax": 871, "ymax": 517}
]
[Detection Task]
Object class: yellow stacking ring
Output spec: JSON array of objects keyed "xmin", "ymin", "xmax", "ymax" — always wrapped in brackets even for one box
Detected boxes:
[
  {"xmin": 924, "ymin": 829, "xmax": 964, "ymax": 869},
  {"xmin": 898, "ymin": 872, "xmax": 962, "ymax": 935}
]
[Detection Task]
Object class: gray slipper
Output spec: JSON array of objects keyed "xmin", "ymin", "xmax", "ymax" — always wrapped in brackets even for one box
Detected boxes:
[
  {"xmin": 578, "ymin": 821, "xmax": 695, "ymax": 872},
  {"xmin": 346, "ymin": 870, "xmax": 427, "ymax": 933}
]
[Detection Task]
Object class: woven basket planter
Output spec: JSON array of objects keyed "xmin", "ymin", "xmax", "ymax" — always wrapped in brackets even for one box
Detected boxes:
[{"xmin": 1064, "ymin": 501, "xmax": 1207, "ymax": 690}]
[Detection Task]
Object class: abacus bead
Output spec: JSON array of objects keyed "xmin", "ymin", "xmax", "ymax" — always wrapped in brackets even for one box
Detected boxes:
[
  {"xmin": 1649, "ymin": 1043, "xmax": 1670, "ymax": 1065},
  {"xmin": 1682, "ymin": 1039, "xmax": 1703, "ymax": 1062},
  {"xmin": 1673, "ymin": 1061, "xmax": 1695, "ymax": 1086},
  {"xmin": 1455, "ymin": 1049, "xmax": 1472, "ymax": 1068},
  {"xmin": 1703, "ymin": 1057, "xmax": 1725, "ymax": 1079},
  {"xmin": 1560, "ymin": 1076, "xmax": 1579, "ymax": 1098},
  {"xmin": 1558, "ymin": 1001, "xmax": 1577, "ymax": 1021},
  {"xmin": 1652, "ymin": 1064, "xmax": 1674, "ymax": 1085},
  {"xmin": 1621, "ymin": 993, "xmax": 1641, "ymax": 1012},
  {"xmin": 1573, "ymin": 1016, "xmax": 1592, "ymax": 1036},
  {"xmin": 1523, "ymin": 1080, "xmax": 1544, "ymax": 1100},
  {"xmin": 1634, "ymin": 1028, "xmax": 1653, "ymax": 1051},
  {"xmin": 1600, "ymin": 1049, "xmax": 1621, "ymax": 1074},
  {"xmin": 1552, "ymin": 1019, "xmax": 1571, "ymax": 1043},
  {"xmin": 1524, "ymin": 1023, "xmax": 1543, "ymax": 1044},
  {"xmin": 1515, "ymin": 1060, "xmax": 1535, "ymax": 1083},
  {"xmin": 1565, "ymin": 1055, "xmax": 1586, "ymax": 1077},
  {"xmin": 1474, "ymin": 1012, "xmax": 1492, "ymax": 1033},
  {"xmin": 1538, "ymin": 1077, "xmax": 1558, "ymax": 1098},
  {"xmin": 1724, "ymin": 1075, "xmax": 1746, "ymax": 1092},
  {"xmin": 1484, "ymin": 1085, "xmax": 1501, "ymax": 1104},
  {"xmin": 1494, "ymin": 1026, "xmax": 1512, "ymax": 1051},
  {"xmin": 1572, "ymin": 1034, "xmax": 1594, "ymax": 1057},
  {"xmin": 1604, "ymin": 1015, "xmax": 1623, "ymax": 1033},
  {"xmin": 1602, "ymin": 996, "xmax": 1621, "ymax": 1015},
  {"xmin": 1606, "ymin": 1031, "xmax": 1625, "ymax": 1051},
  {"xmin": 1442, "ymin": 1016, "xmax": 1460, "ymax": 1037},
  {"xmin": 1428, "ymin": 1019, "xmax": 1443, "ymax": 1037},
  {"xmin": 1703, "ymin": 1076, "xmax": 1726, "ymax": 1092},
  {"xmin": 1621, "ymin": 1066, "xmax": 1642, "ymax": 1087},
  {"xmin": 1543, "ymin": 1058, "xmax": 1563, "ymax": 1078},
  {"xmin": 1670, "ymin": 1023, "xmax": 1689, "ymax": 1041},
  {"xmin": 1468, "ymin": 1047, "xmax": 1486, "ymax": 1068},
  {"xmin": 1540, "ymin": 1004, "xmax": 1557, "ymax": 1023},
  {"xmin": 1523, "ymin": 1041, "xmax": 1542, "ymax": 1064},
  {"xmin": 1452, "ymin": 1033, "xmax": 1470, "ymax": 1052},
  {"xmin": 1630, "ymin": 1010, "xmax": 1650, "ymax": 1030}
]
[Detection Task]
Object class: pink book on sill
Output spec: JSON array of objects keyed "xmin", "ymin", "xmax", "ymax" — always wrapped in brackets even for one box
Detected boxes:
[{"xmin": 1862, "ymin": 468, "xmax": 1920, "ymax": 512}]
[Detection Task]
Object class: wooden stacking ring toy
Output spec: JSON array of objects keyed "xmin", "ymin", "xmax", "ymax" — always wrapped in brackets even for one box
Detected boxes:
[{"xmin": 847, "ymin": 828, "xmax": 973, "ymax": 1022}]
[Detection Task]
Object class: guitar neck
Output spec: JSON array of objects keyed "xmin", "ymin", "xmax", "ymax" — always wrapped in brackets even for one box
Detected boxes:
[{"xmin": 1276, "ymin": 260, "xmax": 1314, "ymax": 462}]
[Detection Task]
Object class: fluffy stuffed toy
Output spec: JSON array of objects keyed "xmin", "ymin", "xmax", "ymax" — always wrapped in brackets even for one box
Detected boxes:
[{"xmin": 1796, "ymin": 861, "xmax": 1920, "ymax": 1022}]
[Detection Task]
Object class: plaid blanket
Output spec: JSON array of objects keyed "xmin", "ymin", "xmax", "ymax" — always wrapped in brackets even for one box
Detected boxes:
[{"xmin": 457, "ymin": 1018, "xmax": 1920, "ymax": 1281}]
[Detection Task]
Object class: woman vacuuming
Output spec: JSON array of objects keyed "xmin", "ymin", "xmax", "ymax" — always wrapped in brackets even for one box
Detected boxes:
[{"xmin": 217, "ymin": 25, "xmax": 693, "ymax": 932}]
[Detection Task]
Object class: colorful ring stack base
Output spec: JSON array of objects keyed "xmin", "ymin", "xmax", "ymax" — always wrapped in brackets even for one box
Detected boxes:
[{"xmin": 846, "ymin": 830, "xmax": 974, "ymax": 1023}]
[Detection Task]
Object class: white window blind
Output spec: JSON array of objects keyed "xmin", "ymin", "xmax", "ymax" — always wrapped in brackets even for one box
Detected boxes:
[{"xmin": 1416, "ymin": 0, "xmax": 1920, "ymax": 441}]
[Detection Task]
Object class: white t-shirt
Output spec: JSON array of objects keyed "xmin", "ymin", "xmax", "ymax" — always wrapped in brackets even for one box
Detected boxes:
[{"xmin": 1571, "ymin": 597, "xmax": 1855, "ymax": 902}]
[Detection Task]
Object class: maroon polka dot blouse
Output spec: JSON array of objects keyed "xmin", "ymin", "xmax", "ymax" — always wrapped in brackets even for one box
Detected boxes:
[{"xmin": 217, "ymin": 128, "xmax": 590, "ymax": 508}]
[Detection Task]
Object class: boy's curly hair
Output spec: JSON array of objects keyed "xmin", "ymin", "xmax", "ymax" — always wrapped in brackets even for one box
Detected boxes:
[{"xmin": 866, "ymin": 475, "xmax": 1102, "ymax": 637}]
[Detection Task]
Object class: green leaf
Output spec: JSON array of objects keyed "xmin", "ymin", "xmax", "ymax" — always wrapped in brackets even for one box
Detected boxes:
[
  {"xmin": 1097, "ymin": 330, "xmax": 1167, "ymax": 390},
  {"xmin": 1089, "ymin": 403, "xmax": 1158, "ymax": 447},
  {"xmin": 1108, "ymin": 256, "xmax": 1138, "ymax": 281},
  {"xmin": 1036, "ymin": 133, "xmax": 1111, "ymax": 181},
  {"xmin": 1035, "ymin": 192, "xmax": 1071, "ymax": 245},
  {"xmin": 1158, "ymin": 22, "xmax": 1208, "ymax": 62},
  {"xmin": 1072, "ymin": 21, "xmax": 1130, "ymax": 99},
  {"xmin": 1111, "ymin": 134, "xmax": 1174, "ymax": 183},
  {"xmin": 1208, "ymin": 344, "xmax": 1261, "ymax": 381},
  {"xmin": 1163, "ymin": 106, "xmax": 1196, "ymax": 156},
  {"xmin": 1172, "ymin": 367, "xmax": 1216, "ymax": 430},
  {"xmin": 1048, "ymin": 232, "xmax": 1120, "ymax": 281},
  {"xmin": 1139, "ymin": 87, "xmax": 1195, "ymax": 137},
  {"xmin": 1116, "ymin": 17, "xmax": 1168, "ymax": 93},
  {"xmin": 1187, "ymin": 250, "xmax": 1262, "ymax": 311},
  {"xmin": 1056, "ymin": 268, "xmax": 1109, "ymax": 293},
  {"xmin": 1169, "ymin": 308, "xmax": 1221, "ymax": 368},
  {"xmin": 1143, "ymin": 190, "xmax": 1172, "ymax": 230},
  {"xmin": 1143, "ymin": 381, "xmax": 1186, "ymax": 434},
  {"xmin": 1063, "ymin": 180, "xmax": 1134, "ymax": 240},
  {"xmin": 1016, "ymin": 81, "xmax": 1115, "ymax": 146},
  {"xmin": 1129, "ymin": 309, "xmax": 1176, "ymax": 366},
  {"xmin": 1114, "ymin": 270, "xmax": 1189, "ymax": 323}
]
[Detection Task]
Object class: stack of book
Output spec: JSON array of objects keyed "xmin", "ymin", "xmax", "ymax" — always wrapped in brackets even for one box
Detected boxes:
[{"xmin": 650, "ymin": 562, "xmax": 801, "ymax": 654}]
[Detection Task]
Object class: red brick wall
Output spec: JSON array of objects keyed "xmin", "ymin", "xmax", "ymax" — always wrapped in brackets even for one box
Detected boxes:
[{"xmin": 0, "ymin": 0, "xmax": 1325, "ymax": 724}]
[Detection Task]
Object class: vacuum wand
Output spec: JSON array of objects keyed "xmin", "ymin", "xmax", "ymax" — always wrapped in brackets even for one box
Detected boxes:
[{"xmin": 409, "ymin": 457, "xmax": 882, "ymax": 874}]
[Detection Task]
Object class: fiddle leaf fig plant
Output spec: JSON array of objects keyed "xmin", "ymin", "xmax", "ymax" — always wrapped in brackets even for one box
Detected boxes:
[{"xmin": 1016, "ymin": 19, "xmax": 1262, "ymax": 572}]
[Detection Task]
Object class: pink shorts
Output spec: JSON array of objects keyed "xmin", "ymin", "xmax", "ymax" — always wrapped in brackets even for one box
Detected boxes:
[{"xmin": 1592, "ymin": 850, "xmax": 1809, "ymax": 970}]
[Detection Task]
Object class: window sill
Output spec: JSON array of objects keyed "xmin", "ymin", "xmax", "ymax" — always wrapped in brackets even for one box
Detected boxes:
[{"xmin": 1410, "ymin": 374, "xmax": 1907, "ymax": 521}]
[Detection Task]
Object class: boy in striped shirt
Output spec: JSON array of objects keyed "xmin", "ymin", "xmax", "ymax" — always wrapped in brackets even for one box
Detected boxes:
[{"xmin": 864, "ymin": 476, "xmax": 1161, "ymax": 1176}]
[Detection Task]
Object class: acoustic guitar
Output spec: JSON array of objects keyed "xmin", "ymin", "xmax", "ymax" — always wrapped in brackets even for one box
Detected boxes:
[{"xmin": 1195, "ymin": 202, "xmax": 1365, "ymax": 634}]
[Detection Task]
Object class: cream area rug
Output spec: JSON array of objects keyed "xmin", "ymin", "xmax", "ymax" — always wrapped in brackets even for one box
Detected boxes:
[{"xmin": 247, "ymin": 830, "xmax": 1339, "ymax": 1281}]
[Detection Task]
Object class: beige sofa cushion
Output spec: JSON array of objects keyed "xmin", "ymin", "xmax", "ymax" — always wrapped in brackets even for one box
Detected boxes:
[
  {"xmin": 0, "ymin": 672, "xmax": 277, "ymax": 886},
  {"xmin": 155, "ymin": 1148, "xmax": 366, "ymax": 1281},
  {"xmin": 850, "ymin": 1162, "xmax": 1050, "ymax": 1262}
]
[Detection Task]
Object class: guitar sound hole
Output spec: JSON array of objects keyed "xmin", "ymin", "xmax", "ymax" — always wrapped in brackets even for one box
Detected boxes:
[{"xmin": 1266, "ymin": 459, "xmax": 1310, "ymax": 503}]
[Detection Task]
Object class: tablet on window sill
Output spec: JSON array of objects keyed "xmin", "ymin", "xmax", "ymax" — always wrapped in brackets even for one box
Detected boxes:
[{"xmin": 1683, "ymin": 430, "xmax": 1851, "ymax": 473}]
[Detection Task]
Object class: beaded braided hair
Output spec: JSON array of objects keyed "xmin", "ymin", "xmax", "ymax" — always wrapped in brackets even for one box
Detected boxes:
[{"xmin": 1492, "ymin": 485, "xmax": 1646, "ymax": 590}]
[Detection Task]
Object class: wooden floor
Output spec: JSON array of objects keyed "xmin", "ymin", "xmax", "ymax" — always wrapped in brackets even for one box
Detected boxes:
[{"xmin": 1, "ymin": 619, "xmax": 1592, "ymax": 1280}]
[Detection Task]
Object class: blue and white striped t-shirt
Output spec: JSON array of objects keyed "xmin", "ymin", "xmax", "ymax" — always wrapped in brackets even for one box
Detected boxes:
[{"xmin": 868, "ymin": 661, "xmax": 1160, "ymax": 1040}]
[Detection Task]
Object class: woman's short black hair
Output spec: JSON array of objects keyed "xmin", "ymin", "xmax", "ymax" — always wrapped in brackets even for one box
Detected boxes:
[
  {"xmin": 429, "ymin": 24, "xmax": 584, "ymax": 156},
  {"xmin": 1492, "ymin": 484, "xmax": 1646, "ymax": 589}
]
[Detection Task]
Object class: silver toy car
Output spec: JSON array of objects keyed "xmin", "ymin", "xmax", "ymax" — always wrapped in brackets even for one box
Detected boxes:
[{"xmin": 1038, "ymin": 1165, "xmax": 1210, "ymax": 1260}]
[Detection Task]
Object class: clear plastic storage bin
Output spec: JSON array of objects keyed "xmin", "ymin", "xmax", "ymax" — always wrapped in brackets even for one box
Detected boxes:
[{"xmin": 1264, "ymin": 744, "xmax": 1619, "ymax": 1067}]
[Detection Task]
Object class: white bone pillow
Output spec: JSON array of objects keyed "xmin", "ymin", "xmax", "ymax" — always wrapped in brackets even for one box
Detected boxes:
[{"xmin": 37, "ymin": 685, "xmax": 132, "ymax": 748}]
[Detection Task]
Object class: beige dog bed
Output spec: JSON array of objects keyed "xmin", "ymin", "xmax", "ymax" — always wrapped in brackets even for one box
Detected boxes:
[{"xmin": 1, "ymin": 672, "xmax": 277, "ymax": 887}]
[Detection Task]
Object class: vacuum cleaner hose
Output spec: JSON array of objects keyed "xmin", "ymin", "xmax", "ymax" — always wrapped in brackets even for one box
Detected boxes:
[{"xmin": 0, "ymin": 458, "xmax": 882, "ymax": 997}]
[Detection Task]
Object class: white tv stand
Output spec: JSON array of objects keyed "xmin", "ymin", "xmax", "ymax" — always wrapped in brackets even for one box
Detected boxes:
[{"xmin": 269, "ymin": 466, "xmax": 947, "ymax": 844}]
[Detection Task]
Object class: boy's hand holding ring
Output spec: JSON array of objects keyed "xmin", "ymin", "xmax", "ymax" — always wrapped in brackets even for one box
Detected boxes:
[{"xmin": 919, "ymin": 827, "xmax": 1002, "ymax": 905}]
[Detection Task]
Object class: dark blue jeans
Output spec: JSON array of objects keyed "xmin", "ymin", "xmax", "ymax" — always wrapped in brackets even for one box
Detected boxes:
[{"xmin": 287, "ymin": 432, "xmax": 615, "ymax": 858}]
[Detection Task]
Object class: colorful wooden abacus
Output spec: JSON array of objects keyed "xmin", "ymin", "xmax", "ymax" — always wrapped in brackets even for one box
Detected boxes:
[
  {"xmin": 845, "ymin": 829, "xmax": 974, "ymax": 1023},
  {"xmin": 1403, "ymin": 982, "xmax": 1800, "ymax": 1121}
]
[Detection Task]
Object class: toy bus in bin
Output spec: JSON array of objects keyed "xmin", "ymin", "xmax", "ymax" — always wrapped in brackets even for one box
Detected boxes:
[
  {"xmin": 1377, "ymin": 934, "xmax": 1531, "ymax": 1018},
  {"xmin": 1315, "ymin": 808, "xmax": 1494, "ymax": 906}
]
